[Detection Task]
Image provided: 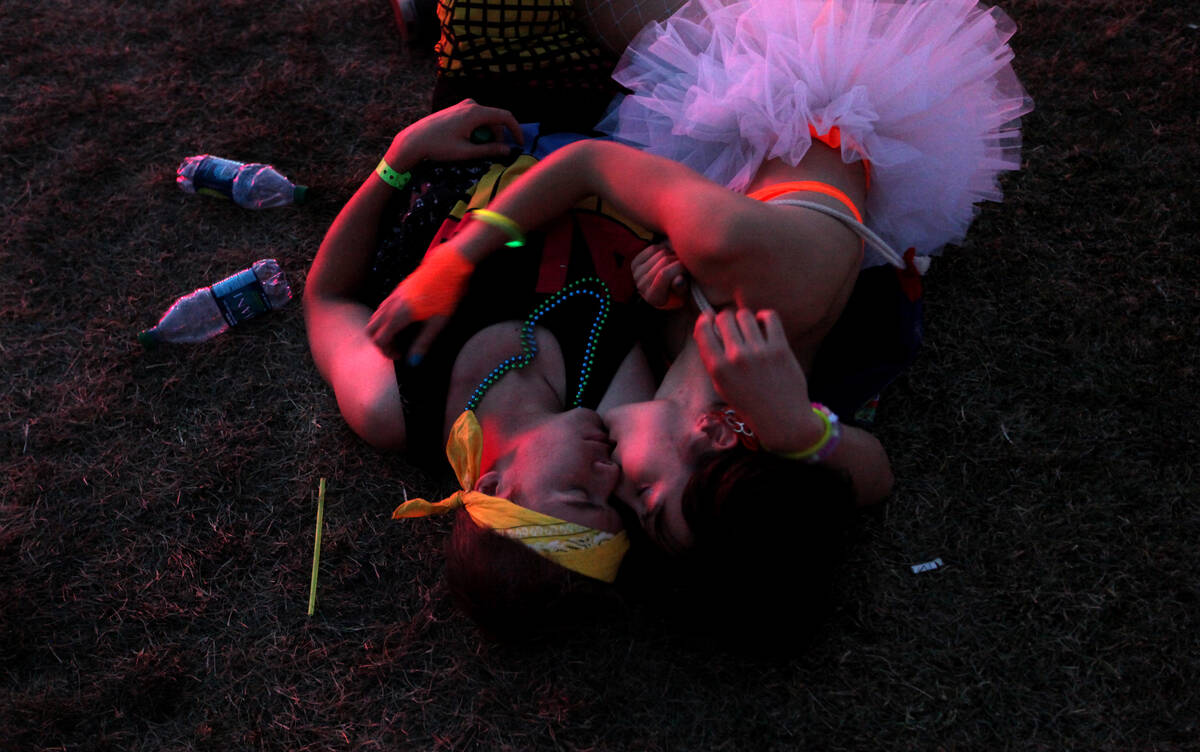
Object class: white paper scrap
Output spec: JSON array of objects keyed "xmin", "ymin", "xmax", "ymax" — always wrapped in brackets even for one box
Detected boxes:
[{"xmin": 911, "ymin": 558, "xmax": 944, "ymax": 574}]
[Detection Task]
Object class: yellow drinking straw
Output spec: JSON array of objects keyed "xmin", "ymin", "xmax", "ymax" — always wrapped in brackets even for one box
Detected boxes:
[{"xmin": 307, "ymin": 478, "xmax": 326, "ymax": 616}]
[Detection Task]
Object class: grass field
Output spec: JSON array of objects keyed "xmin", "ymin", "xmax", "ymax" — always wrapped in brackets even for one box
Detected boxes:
[{"xmin": 2, "ymin": 0, "xmax": 1197, "ymax": 749}]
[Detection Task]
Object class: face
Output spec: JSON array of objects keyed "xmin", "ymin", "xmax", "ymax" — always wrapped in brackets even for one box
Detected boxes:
[
  {"xmin": 496, "ymin": 408, "xmax": 624, "ymax": 533},
  {"xmin": 601, "ymin": 400, "xmax": 701, "ymax": 553}
]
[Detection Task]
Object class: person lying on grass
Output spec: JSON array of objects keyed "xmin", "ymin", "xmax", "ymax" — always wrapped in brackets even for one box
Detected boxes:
[
  {"xmin": 585, "ymin": 0, "xmax": 1031, "ymax": 569},
  {"xmin": 306, "ymin": 99, "xmax": 900, "ymax": 641},
  {"xmin": 355, "ymin": 126, "xmax": 891, "ymax": 641},
  {"xmin": 362, "ymin": 0, "xmax": 1030, "ymax": 640},
  {"xmin": 306, "ymin": 101, "xmax": 648, "ymax": 636}
]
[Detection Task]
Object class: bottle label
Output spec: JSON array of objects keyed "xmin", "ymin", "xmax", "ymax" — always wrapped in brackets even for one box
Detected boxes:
[
  {"xmin": 192, "ymin": 156, "xmax": 242, "ymax": 200},
  {"xmin": 211, "ymin": 268, "xmax": 271, "ymax": 326}
]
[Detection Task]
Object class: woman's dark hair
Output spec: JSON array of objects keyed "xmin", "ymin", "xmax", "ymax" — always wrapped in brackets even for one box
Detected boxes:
[
  {"xmin": 443, "ymin": 509, "xmax": 621, "ymax": 642},
  {"xmin": 666, "ymin": 446, "xmax": 857, "ymax": 651}
]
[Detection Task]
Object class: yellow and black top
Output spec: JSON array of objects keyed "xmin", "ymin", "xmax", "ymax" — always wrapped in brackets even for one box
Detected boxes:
[{"xmin": 431, "ymin": 0, "xmax": 619, "ymax": 127}]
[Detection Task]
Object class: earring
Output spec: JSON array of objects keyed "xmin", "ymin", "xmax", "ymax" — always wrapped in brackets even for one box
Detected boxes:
[{"xmin": 722, "ymin": 409, "xmax": 760, "ymax": 451}]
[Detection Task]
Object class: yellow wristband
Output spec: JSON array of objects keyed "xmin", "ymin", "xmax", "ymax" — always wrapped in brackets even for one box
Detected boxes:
[
  {"xmin": 469, "ymin": 208, "xmax": 526, "ymax": 248},
  {"xmin": 375, "ymin": 158, "xmax": 411, "ymax": 190},
  {"xmin": 779, "ymin": 403, "xmax": 842, "ymax": 462}
]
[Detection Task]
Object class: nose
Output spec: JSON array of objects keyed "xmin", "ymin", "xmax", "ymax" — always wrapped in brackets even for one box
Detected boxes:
[
  {"xmin": 576, "ymin": 405, "xmax": 614, "ymax": 429},
  {"xmin": 593, "ymin": 456, "xmax": 620, "ymax": 496}
]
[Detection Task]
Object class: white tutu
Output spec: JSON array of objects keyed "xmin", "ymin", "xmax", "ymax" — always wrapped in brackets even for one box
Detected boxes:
[{"xmin": 596, "ymin": 0, "xmax": 1034, "ymax": 266}]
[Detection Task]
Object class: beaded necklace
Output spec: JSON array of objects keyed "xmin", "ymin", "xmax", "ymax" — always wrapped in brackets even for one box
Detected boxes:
[{"xmin": 464, "ymin": 277, "xmax": 612, "ymax": 413}]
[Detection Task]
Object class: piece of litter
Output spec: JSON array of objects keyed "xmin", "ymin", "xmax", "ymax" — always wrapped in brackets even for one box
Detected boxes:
[
  {"xmin": 911, "ymin": 557, "xmax": 944, "ymax": 574},
  {"xmin": 308, "ymin": 478, "xmax": 326, "ymax": 616}
]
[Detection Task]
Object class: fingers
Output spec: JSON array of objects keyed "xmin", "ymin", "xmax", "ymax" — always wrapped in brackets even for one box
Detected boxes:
[
  {"xmin": 480, "ymin": 106, "xmax": 524, "ymax": 147},
  {"xmin": 365, "ymin": 303, "xmax": 411, "ymax": 360},
  {"xmin": 692, "ymin": 310, "xmax": 724, "ymax": 364},
  {"xmin": 660, "ymin": 261, "xmax": 687, "ymax": 304},
  {"xmin": 642, "ymin": 258, "xmax": 686, "ymax": 308},
  {"xmin": 406, "ymin": 315, "xmax": 448, "ymax": 366},
  {"xmin": 694, "ymin": 309, "xmax": 743, "ymax": 358},
  {"xmin": 756, "ymin": 309, "xmax": 786, "ymax": 342},
  {"xmin": 718, "ymin": 307, "xmax": 782, "ymax": 345},
  {"xmin": 484, "ymin": 138, "xmax": 516, "ymax": 159},
  {"xmin": 695, "ymin": 306, "xmax": 781, "ymax": 358},
  {"xmin": 713, "ymin": 309, "xmax": 746, "ymax": 349},
  {"xmin": 459, "ymin": 98, "xmax": 524, "ymax": 147},
  {"xmin": 631, "ymin": 242, "xmax": 669, "ymax": 279},
  {"xmin": 633, "ymin": 242, "xmax": 687, "ymax": 309},
  {"xmin": 365, "ymin": 248, "xmax": 469, "ymax": 360},
  {"xmin": 407, "ymin": 100, "xmax": 524, "ymax": 162},
  {"xmin": 739, "ymin": 308, "xmax": 764, "ymax": 343}
]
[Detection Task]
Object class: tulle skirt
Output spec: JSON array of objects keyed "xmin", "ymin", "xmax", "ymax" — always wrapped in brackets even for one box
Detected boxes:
[{"xmin": 596, "ymin": 0, "xmax": 1034, "ymax": 266}]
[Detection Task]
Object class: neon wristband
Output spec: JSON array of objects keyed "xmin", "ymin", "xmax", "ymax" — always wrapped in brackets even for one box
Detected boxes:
[
  {"xmin": 375, "ymin": 158, "xmax": 411, "ymax": 190},
  {"xmin": 469, "ymin": 208, "xmax": 526, "ymax": 248},
  {"xmin": 779, "ymin": 403, "xmax": 842, "ymax": 463}
]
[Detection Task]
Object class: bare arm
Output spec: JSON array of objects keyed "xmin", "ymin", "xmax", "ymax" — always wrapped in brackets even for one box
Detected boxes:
[
  {"xmin": 367, "ymin": 139, "xmax": 862, "ymax": 355},
  {"xmin": 304, "ymin": 100, "xmax": 521, "ymax": 448},
  {"xmin": 693, "ymin": 308, "xmax": 892, "ymax": 506},
  {"xmin": 304, "ymin": 167, "xmax": 408, "ymax": 449}
]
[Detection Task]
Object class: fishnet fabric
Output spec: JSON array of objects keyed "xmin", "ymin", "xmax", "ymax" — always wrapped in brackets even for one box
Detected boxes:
[{"xmin": 436, "ymin": 0, "xmax": 613, "ymax": 83}]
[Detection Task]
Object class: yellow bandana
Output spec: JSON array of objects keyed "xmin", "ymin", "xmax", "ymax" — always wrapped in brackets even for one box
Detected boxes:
[{"xmin": 392, "ymin": 411, "xmax": 630, "ymax": 582}]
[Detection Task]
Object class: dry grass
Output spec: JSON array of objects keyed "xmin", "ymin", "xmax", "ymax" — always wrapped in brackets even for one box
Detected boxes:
[{"xmin": 2, "ymin": 0, "xmax": 1197, "ymax": 749}]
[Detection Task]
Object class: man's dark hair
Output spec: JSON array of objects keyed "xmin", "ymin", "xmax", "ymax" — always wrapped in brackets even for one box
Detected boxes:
[{"xmin": 666, "ymin": 447, "xmax": 857, "ymax": 651}]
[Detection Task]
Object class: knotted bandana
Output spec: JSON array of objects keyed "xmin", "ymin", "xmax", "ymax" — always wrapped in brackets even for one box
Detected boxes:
[{"xmin": 393, "ymin": 411, "xmax": 629, "ymax": 582}]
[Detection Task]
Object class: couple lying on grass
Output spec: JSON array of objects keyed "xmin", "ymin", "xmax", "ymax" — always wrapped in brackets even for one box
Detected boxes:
[{"xmin": 305, "ymin": 0, "xmax": 1030, "ymax": 643}]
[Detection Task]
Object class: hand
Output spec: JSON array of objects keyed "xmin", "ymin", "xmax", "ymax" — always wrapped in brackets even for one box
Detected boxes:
[
  {"xmin": 692, "ymin": 308, "xmax": 820, "ymax": 452},
  {"xmin": 387, "ymin": 99, "xmax": 524, "ymax": 165},
  {"xmin": 631, "ymin": 241, "xmax": 688, "ymax": 309},
  {"xmin": 365, "ymin": 243, "xmax": 474, "ymax": 362}
]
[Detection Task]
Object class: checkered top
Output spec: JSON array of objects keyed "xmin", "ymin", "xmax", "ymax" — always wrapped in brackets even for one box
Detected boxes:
[{"xmin": 435, "ymin": 0, "xmax": 613, "ymax": 84}]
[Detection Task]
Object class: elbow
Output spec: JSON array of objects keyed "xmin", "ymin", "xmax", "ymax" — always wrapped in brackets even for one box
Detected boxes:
[
  {"xmin": 856, "ymin": 459, "xmax": 894, "ymax": 508},
  {"xmin": 545, "ymin": 139, "xmax": 598, "ymax": 183},
  {"xmin": 877, "ymin": 462, "xmax": 896, "ymax": 503},
  {"xmin": 337, "ymin": 382, "xmax": 407, "ymax": 452}
]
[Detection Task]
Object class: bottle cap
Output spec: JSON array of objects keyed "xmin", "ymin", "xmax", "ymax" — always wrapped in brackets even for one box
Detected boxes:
[
  {"xmin": 137, "ymin": 329, "xmax": 159, "ymax": 348},
  {"xmin": 293, "ymin": 185, "xmax": 309, "ymax": 205}
]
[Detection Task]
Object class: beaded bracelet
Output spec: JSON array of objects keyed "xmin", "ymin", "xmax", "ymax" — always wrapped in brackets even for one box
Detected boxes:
[
  {"xmin": 375, "ymin": 158, "xmax": 412, "ymax": 190},
  {"xmin": 469, "ymin": 208, "xmax": 526, "ymax": 248},
  {"xmin": 780, "ymin": 403, "xmax": 842, "ymax": 463}
]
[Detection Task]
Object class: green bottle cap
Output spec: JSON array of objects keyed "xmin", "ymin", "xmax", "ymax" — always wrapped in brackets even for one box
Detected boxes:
[
  {"xmin": 293, "ymin": 185, "xmax": 309, "ymax": 205},
  {"xmin": 137, "ymin": 329, "xmax": 158, "ymax": 348}
]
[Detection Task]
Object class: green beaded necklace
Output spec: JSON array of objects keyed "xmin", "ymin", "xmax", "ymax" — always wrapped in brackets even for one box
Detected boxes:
[{"xmin": 464, "ymin": 277, "xmax": 612, "ymax": 413}]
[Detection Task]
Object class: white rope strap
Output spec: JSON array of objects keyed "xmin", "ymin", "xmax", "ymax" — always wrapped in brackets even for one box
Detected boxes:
[
  {"xmin": 690, "ymin": 281, "xmax": 715, "ymax": 313},
  {"xmin": 770, "ymin": 198, "xmax": 907, "ymax": 270},
  {"xmin": 687, "ymin": 198, "xmax": 911, "ymax": 313}
]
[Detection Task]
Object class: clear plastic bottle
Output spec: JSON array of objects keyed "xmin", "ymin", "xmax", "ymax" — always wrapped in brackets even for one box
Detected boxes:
[
  {"xmin": 138, "ymin": 259, "xmax": 292, "ymax": 347},
  {"xmin": 177, "ymin": 155, "xmax": 308, "ymax": 209}
]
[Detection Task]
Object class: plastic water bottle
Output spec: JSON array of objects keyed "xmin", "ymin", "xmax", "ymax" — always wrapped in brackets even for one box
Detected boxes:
[
  {"xmin": 138, "ymin": 259, "xmax": 292, "ymax": 347},
  {"xmin": 177, "ymin": 155, "xmax": 308, "ymax": 209}
]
